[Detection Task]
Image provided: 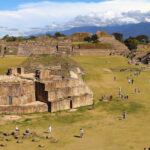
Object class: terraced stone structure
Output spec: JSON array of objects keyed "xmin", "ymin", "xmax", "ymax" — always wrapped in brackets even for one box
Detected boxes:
[
  {"xmin": 0, "ymin": 68, "xmax": 48, "ymax": 114},
  {"xmin": 0, "ymin": 64, "xmax": 93, "ymax": 113}
]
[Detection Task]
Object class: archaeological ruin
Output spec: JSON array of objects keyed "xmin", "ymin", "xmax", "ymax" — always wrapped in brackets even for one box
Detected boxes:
[
  {"xmin": 0, "ymin": 31, "xmax": 131, "ymax": 114},
  {"xmin": 0, "ymin": 64, "xmax": 93, "ymax": 114}
]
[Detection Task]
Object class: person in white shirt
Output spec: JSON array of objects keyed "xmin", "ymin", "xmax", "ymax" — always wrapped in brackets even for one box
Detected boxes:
[
  {"xmin": 80, "ymin": 128, "xmax": 84, "ymax": 138},
  {"xmin": 15, "ymin": 126, "xmax": 19, "ymax": 131},
  {"xmin": 48, "ymin": 125, "xmax": 52, "ymax": 136}
]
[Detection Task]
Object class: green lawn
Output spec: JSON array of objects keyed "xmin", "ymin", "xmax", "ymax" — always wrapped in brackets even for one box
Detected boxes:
[
  {"xmin": 0, "ymin": 55, "xmax": 150, "ymax": 150},
  {"xmin": 0, "ymin": 56, "xmax": 27, "ymax": 74}
]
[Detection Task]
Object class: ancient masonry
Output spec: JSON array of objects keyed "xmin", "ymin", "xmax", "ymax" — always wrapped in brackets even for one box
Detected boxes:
[
  {"xmin": 0, "ymin": 32, "xmax": 130, "ymax": 57},
  {"xmin": 0, "ymin": 67, "xmax": 93, "ymax": 114}
]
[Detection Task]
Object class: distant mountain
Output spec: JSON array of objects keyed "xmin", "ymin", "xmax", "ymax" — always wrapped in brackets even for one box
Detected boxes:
[{"xmin": 55, "ymin": 22, "xmax": 150, "ymax": 39}]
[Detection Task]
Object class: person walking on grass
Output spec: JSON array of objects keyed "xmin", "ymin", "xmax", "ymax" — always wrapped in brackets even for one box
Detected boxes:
[
  {"xmin": 80, "ymin": 128, "xmax": 84, "ymax": 138},
  {"xmin": 128, "ymin": 79, "xmax": 131, "ymax": 84},
  {"xmin": 15, "ymin": 126, "xmax": 19, "ymax": 132},
  {"xmin": 110, "ymin": 94, "xmax": 113, "ymax": 101},
  {"xmin": 134, "ymin": 88, "xmax": 137, "ymax": 93},
  {"xmin": 114, "ymin": 76, "xmax": 116, "ymax": 81},
  {"xmin": 121, "ymin": 94, "xmax": 123, "ymax": 101},
  {"xmin": 126, "ymin": 94, "xmax": 128, "ymax": 99},
  {"xmin": 48, "ymin": 125, "xmax": 52, "ymax": 136},
  {"xmin": 138, "ymin": 88, "xmax": 141, "ymax": 93},
  {"xmin": 131, "ymin": 79, "xmax": 134, "ymax": 84},
  {"xmin": 123, "ymin": 111, "xmax": 126, "ymax": 119}
]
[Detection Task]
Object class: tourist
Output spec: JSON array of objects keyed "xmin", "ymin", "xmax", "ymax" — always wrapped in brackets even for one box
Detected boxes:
[
  {"xmin": 134, "ymin": 88, "xmax": 137, "ymax": 93},
  {"xmin": 121, "ymin": 94, "xmax": 123, "ymax": 100},
  {"xmin": 114, "ymin": 76, "xmax": 116, "ymax": 81},
  {"xmin": 128, "ymin": 79, "xmax": 131, "ymax": 84},
  {"xmin": 119, "ymin": 87, "xmax": 121, "ymax": 96},
  {"xmin": 131, "ymin": 79, "xmax": 134, "ymax": 84},
  {"xmin": 123, "ymin": 111, "xmax": 126, "ymax": 119},
  {"xmin": 48, "ymin": 125, "xmax": 52, "ymax": 136},
  {"xmin": 80, "ymin": 128, "xmax": 84, "ymax": 138},
  {"xmin": 26, "ymin": 128, "xmax": 30, "ymax": 133},
  {"xmin": 124, "ymin": 94, "xmax": 126, "ymax": 100},
  {"xmin": 138, "ymin": 88, "xmax": 141, "ymax": 93},
  {"xmin": 15, "ymin": 126, "xmax": 19, "ymax": 131},
  {"xmin": 126, "ymin": 94, "xmax": 128, "ymax": 99},
  {"xmin": 110, "ymin": 94, "xmax": 113, "ymax": 100}
]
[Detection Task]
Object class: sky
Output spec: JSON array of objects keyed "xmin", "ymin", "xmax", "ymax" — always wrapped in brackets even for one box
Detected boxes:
[{"xmin": 0, "ymin": 0, "xmax": 150, "ymax": 37}]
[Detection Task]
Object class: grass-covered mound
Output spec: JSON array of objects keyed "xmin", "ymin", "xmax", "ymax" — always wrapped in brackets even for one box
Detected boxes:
[{"xmin": 21, "ymin": 54, "xmax": 84, "ymax": 75}]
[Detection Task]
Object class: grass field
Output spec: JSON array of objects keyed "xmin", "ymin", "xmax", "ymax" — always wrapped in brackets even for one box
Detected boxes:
[
  {"xmin": 0, "ymin": 56, "xmax": 27, "ymax": 74},
  {"xmin": 0, "ymin": 56, "xmax": 150, "ymax": 150}
]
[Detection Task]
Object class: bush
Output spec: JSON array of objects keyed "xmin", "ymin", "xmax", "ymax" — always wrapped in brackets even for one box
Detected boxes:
[{"xmin": 124, "ymin": 37, "xmax": 139, "ymax": 51}]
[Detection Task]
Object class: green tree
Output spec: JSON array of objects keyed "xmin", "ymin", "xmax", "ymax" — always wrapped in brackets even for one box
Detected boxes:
[
  {"xmin": 28, "ymin": 35, "xmax": 36, "ymax": 40},
  {"xmin": 91, "ymin": 34, "xmax": 98, "ymax": 43},
  {"xmin": 135, "ymin": 35, "xmax": 149, "ymax": 44},
  {"xmin": 46, "ymin": 33, "xmax": 52, "ymax": 38},
  {"xmin": 54, "ymin": 32, "xmax": 66, "ymax": 37},
  {"xmin": 124, "ymin": 37, "xmax": 139, "ymax": 51},
  {"xmin": 84, "ymin": 36, "xmax": 91, "ymax": 42},
  {"xmin": 113, "ymin": 33, "xmax": 123, "ymax": 42}
]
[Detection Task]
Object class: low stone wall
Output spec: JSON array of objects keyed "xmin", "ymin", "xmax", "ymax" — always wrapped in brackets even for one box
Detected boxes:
[
  {"xmin": 48, "ymin": 85, "xmax": 91, "ymax": 101},
  {"xmin": 50, "ymin": 100, "xmax": 70, "ymax": 112},
  {"xmin": 0, "ymin": 102, "xmax": 48, "ymax": 114},
  {"xmin": 72, "ymin": 94, "xmax": 93, "ymax": 108},
  {"xmin": 74, "ymin": 49, "xmax": 111, "ymax": 56}
]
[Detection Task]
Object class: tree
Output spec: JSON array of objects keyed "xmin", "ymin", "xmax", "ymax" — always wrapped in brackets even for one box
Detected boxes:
[
  {"xmin": 84, "ymin": 36, "xmax": 91, "ymax": 42},
  {"xmin": 91, "ymin": 34, "xmax": 98, "ymax": 43},
  {"xmin": 2, "ymin": 35, "xmax": 17, "ymax": 42},
  {"xmin": 17, "ymin": 36, "xmax": 24, "ymax": 41},
  {"xmin": 135, "ymin": 35, "xmax": 149, "ymax": 44},
  {"xmin": 54, "ymin": 32, "xmax": 66, "ymax": 37},
  {"xmin": 113, "ymin": 33, "xmax": 123, "ymax": 42},
  {"xmin": 124, "ymin": 37, "xmax": 139, "ymax": 51},
  {"xmin": 28, "ymin": 35, "xmax": 36, "ymax": 40},
  {"xmin": 46, "ymin": 33, "xmax": 52, "ymax": 38}
]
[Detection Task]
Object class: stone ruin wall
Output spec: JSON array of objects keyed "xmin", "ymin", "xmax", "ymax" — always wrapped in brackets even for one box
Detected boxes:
[
  {"xmin": 0, "ymin": 82, "xmax": 35, "ymax": 105},
  {"xmin": 18, "ymin": 42, "xmax": 57, "ymax": 56},
  {"xmin": 35, "ymin": 78, "xmax": 93, "ymax": 112},
  {"xmin": 0, "ymin": 102, "xmax": 48, "ymax": 114}
]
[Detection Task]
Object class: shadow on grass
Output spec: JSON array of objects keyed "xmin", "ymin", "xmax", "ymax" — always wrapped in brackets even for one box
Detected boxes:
[{"xmin": 74, "ymin": 135, "xmax": 81, "ymax": 138}]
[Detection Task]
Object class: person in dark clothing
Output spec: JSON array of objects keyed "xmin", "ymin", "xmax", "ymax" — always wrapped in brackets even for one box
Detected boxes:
[{"xmin": 123, "ymin": 112, "xmax": 126, "ymax": 119}]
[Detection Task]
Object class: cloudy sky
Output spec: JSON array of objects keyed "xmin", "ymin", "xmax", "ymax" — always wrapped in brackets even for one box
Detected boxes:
[{"xmin": 0, "ymin": 0, "xmax": 150, "ymax": 37}]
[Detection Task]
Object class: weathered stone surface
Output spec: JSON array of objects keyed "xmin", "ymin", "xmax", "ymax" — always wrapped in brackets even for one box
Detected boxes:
[
  {"xmin": 32, "ymin": 139, "xmax": 40, "ymax": 142},
  {"xmin": 0, "ymin": 143, "xmax": 6, "ymax": 147},
  {"xmin": 5, "ymin": 138, "xmax": 11, "ymax": 142},
  {"xmin": 16, "ymin": 140, "xmax": 23, "ymax": 143},
  {"xmin": 3, "ymin": 132, "xmax": 10, "ymax": 136},
  {"xmin": 38, "ymin": 144, "xmax": 45, "ymax": 147}
]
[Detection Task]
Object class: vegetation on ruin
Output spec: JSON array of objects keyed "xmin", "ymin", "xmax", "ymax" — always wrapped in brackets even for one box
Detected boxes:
[
  {"xmin": 20, "ymin": 54, "xmax": 84, "ymax": 75},
  {"xmin": 0, "ymin": 55, "xmax": 150, "ymax": 150}
]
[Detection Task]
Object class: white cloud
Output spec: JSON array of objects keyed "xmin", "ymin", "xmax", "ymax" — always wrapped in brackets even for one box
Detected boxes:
[{"xmin": 0, "ymin": 0, "xmax": 150, "ymax": 37}]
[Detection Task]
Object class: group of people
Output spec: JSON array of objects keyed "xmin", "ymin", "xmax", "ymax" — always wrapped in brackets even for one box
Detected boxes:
[
  {"xmin": 15, "ymin": 126, "xmax": 30, "ymax": 133},
  {"xmin": 15, "ymin": 125, "xmax": 84, "ymax": 138},
  {"xmin": 134, "ymin": 88, "xmax": 141, "ymax": 93},
  {"xmin": 128, "ymin": 79, "xmax": 134, "ymax": 84}
]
